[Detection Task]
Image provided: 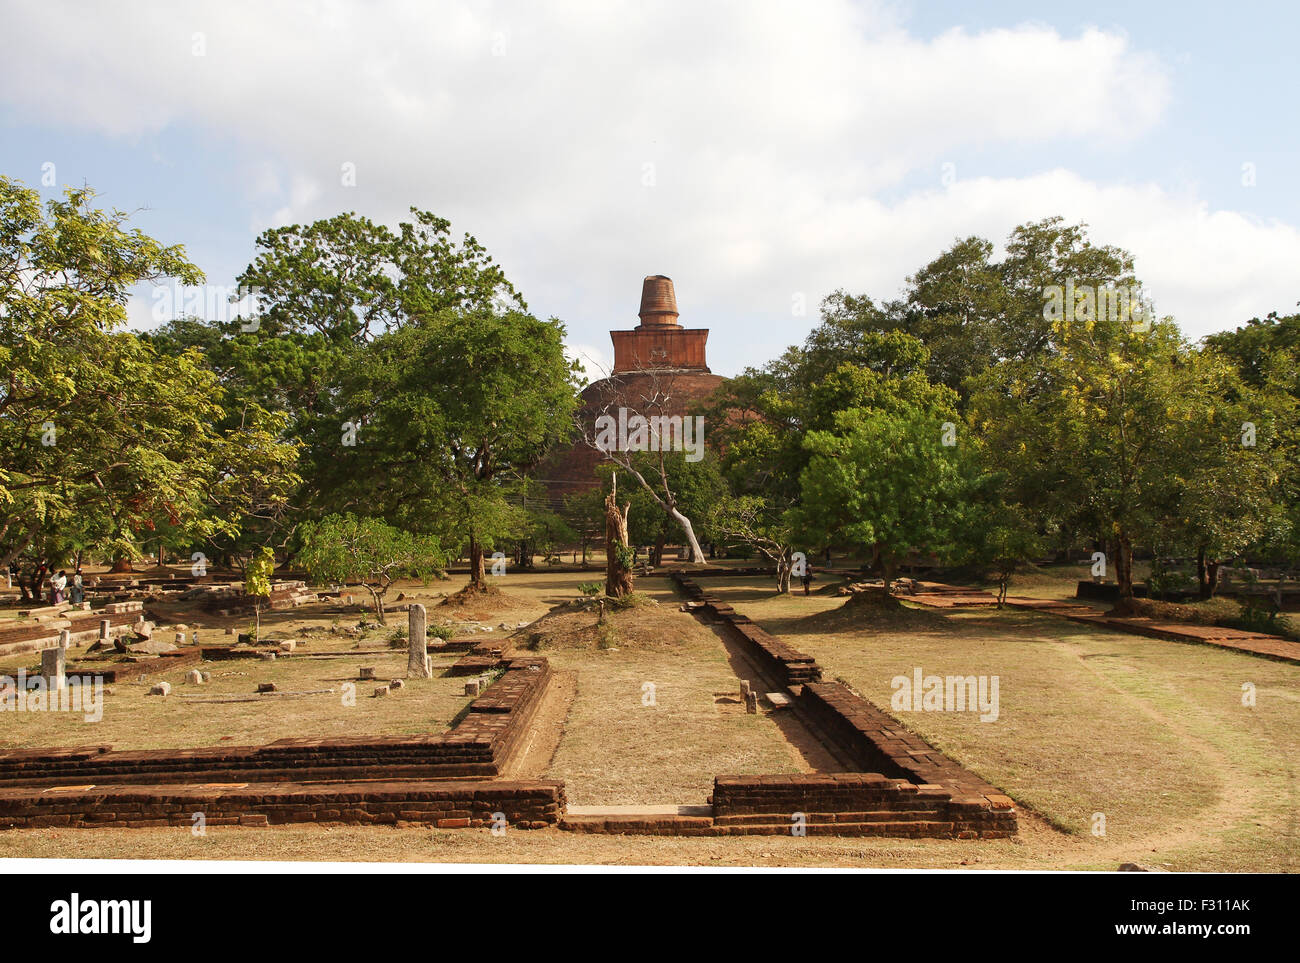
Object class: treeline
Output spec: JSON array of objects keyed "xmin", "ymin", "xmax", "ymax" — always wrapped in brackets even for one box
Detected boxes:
[
  {"xmin": 3, "ymin": 176, "xmax": 1296, "ymax": 613},
  {"xmin": 700, "ymin": 217, "xmax": 1298, "ymax": 606},
  {"xmin": 0, "ymin": 178, "xmax": 582, "ymax": 590}
]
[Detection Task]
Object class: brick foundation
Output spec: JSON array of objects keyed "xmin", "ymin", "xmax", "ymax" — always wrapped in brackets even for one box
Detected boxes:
[
  {"xmin": 668, "ymin": 572, "xmax": 1018, "ymax": 839},
  {"xmin": 0, "ymin": 778, "xmax": 565, "ymax": 830},
  {"xmin": 0, "ymin": 657, "xmax": 552, "ymax": 790}
]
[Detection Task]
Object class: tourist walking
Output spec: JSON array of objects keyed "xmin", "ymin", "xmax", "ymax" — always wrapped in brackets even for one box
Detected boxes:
[{"xmin": 801, "ymin": 566, "xmax": 816, "ymax": 596}]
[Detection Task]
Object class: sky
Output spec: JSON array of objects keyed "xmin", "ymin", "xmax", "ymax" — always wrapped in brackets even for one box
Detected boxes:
[{"xmin": 1, "ymin": 0, "xmax": 1297, "ymax": 381}]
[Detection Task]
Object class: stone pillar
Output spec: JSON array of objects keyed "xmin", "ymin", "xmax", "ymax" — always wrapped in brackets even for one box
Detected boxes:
[
  {"xmin": 57, "ymin": 629, "xmax": 71, "ymax": 650},
  {"xmin": 41, "ymin": 647, "xmax": 65, "ymax": 692},
  {"xmin": 407, "ymin": 603, "xmax": 433, "ymax": 678},
  {"xmin": 99, "ymin": 619, "xmax": 111, "ymax": 643}
]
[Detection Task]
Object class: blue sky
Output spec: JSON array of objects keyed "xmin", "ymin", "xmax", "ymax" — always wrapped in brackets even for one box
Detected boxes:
[{"xmin": 1, "ymin": 0, "xmax": 1296, "ymax": 379}]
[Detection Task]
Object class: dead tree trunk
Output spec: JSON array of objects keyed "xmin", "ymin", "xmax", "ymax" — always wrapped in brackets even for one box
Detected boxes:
[{"xmin": 605, "ymin": 476, "xmax": 634, "ymax": 598}]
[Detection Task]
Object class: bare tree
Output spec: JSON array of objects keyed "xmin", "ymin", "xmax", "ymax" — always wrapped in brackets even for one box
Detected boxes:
[{"xmin": 581, "ymin": 367, "xmax": 709, "ymax": 564}]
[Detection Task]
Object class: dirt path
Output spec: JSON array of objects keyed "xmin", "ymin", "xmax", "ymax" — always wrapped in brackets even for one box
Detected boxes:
[
  {"xmin": 700, "ymin": 620, "xmax": 846, "ymax": 772},
  {"xmin": 508, "ymin": 670, "xmax": 577, "ymax": 779}
]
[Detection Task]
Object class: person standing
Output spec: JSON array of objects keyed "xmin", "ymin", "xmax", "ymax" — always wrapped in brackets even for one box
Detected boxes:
[
  {"xmin": 51, "ymin": 570, "xmax": 68, "ymax": 604},
  {"xmin": 70, "ymin": 568, "xmax": 84, "ymax": 604}
]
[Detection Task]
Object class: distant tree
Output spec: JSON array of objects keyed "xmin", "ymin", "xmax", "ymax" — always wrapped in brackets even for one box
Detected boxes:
[
  {"xmin": 561, "ymin": 488, "xmax": 607, "ymax": 567},
  {"xmin": 708, "ymin": 493, "xmax": 799, "ymax": 592},
  {"xmin": 243, "ymin": 546, "xmax": 276, "ymax": 642},
  {"xmin": 297, "ymin": 514, "xmax": 444, "ymax": 624},
  {"xmin": 797, "ymin": 404, "xmax": 969, "ymax": 591},
  {"xmin": 959, "ymin": 494, "xmax": 1045, "ymax": 607}
]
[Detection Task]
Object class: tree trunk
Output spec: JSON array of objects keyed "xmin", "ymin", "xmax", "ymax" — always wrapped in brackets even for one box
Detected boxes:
[
  {"xmin": 1207, "ymin": 561, "xmax": 1221, "ymax": 599},
  {"xmin": 468, "ymin": 536, "xmax": 486, "ymax": 590},
  {"xmin": 776, "ymin": 547, "xmax": 792, "ymax": 594},
  {"xmin": 668, "ymin": 505, "xmax": 707, "ymax": 563},
  {"xmin": 878, "ymin": 545, "xmax": 896, "ymax": 585},
  {"xmin": 604, "ymin": 480, "xmax": 634, "ymax": 598},
  {"xmin": 1115, "ymin": 533, "xmax": 1136, "ymax": 612},
  {"xmin": 652, "ymin": 533, "xmax": 666, "ymax": 567},
  {"xmin": 1196, "ymin": 546, "xmax": 1209, "ymax": 599}
]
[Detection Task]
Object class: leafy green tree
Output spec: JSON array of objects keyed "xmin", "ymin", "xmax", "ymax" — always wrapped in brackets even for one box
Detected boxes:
[
  {"xmin": 523, "ymin": 507, "xmax": 577, "ymax": 565},
  {"xmin": 0, "ymin": 177, "xmax": 293, "ymax": 570},
  {"xmin": 811, "ymin": 218, "xmax": 1138, "ymax": 404},
  {"xmin": 969, "ymin": 304, "xmax": 1271, "ymax": 606},
  {"xmin": 1206, "ymin": 309, "xmax": 1300, "ymax": 579},
  {"xmin": 243, "ymin": 545, "xmax": 276, "ymax": 642},
  {"xmin": 958, "ymin": 494, "xmax": 1045, "ymax": 606},
  {"xmin": 297, "ymin": 513, "xmax": 444, "ymax": 623},
  {"xmin": 334, "ymin": 308, "xmax": 581, "ymax": 588},
  {"xmin": 235, "ymin": 209, "xmax": 523, "ymax": 343},
  {"xmin": 708, "ymin": 493, "xmax": 800, "ymax": 592},
  {"xmin": 145, "ymin": 207, "xmax": 526, "ymax": 535},
  {"xmin": 796, "ymin": 403, "xmax": 969, "ymax": 587}
]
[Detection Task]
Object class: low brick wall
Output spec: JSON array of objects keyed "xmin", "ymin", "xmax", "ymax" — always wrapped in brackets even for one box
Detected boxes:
[
  {"xmin": 0, "ymin": 657, "xmax": 553, "ymax": 788},
  {"xmin": 671, "ymin": 572, "xmax": 1018, "ymax": 838},
  {"xmin": 672, "ymin": 574, "xmax": 823, "ymax": 687},
  {"xmin": 66, "ymin": 647, "xmax": 205, "ymax": 684},
  {"xmin": 0, "ymin": 610, "xmax": 143, "ymax": 658},
  {"xmin": 661, "ymin": 566, "xmax": 776, "ymax": 578},
  {"xmin": 0, "ymin": 778, "xmax": 565, "ymax": 830},
  {"xmin": 449, "ymin": 635, "xmax": 508, "ymax": 675},
  {"xmin": 711, "ymin": 773, "xmax": 1015, "ymax": 838}
]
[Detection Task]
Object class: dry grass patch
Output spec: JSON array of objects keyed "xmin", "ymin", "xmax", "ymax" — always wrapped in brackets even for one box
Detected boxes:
[
  {"xmin": 539, "ymin": 586, "xmax": 805, "ymax": 806},
  {"xmin": 0, "ymin": 631, "xmax": 475, "ymax": 752}
]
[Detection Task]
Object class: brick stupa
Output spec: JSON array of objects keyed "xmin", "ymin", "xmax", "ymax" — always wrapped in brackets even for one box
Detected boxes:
[{"xmin": 540, "ymin": 275, "xmax": 724, "ymax": 503}]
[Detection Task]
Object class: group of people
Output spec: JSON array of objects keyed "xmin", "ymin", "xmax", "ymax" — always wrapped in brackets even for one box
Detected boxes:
[{"xmin": 8, "ymin": 560, "xmax": 84, "ymax": 605}]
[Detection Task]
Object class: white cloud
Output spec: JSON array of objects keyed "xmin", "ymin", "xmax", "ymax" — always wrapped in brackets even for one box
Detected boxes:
[{"xmin": 4, "ymin": 0, "xmax": 1292, "ymax": 373}]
